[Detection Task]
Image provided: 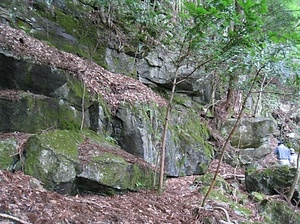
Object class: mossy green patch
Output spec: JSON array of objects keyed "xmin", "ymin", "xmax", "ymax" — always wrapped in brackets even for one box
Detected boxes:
[
  {"xmin": 85, "ymin": 152, "xmax": 129, "ymax": 186},
  {"xmin": 23, "ymin": 130, "xmax": 89, "ymax": 189},
  {"xmin": 171, "ymin": 106, "xmax": 213, "ymax": 158},
  {"xmin": 51, "ymin": 6, "xmax": 107, "ymax": 66},
  {"xmin": 122, "ymin": 102, "xmax": 164, "ymax": 144},
  {"xmin": 130, "ymin": 164, "xmax": 156, "ymax": 189},
  {"xmin": 37, "ymin": 130, "xmax": 83, "ymax": 160},
  {"xmin": 195, "ymin": 173, "xmax": 230, "ymax": 193},
  {"xmin": 84, "ymin": 152, "xmax": 156, "ymax": 190},
  {"xmin": 251, "ymin": 192, "xmax": 266, "ymax": 202},
  {"xmin": 0, "ymin": 139, "xmax": 18, "ymax": 170},
  {"xmin": 97, "ymin": 94, "xmax": 112, "ymax": 121},
  {"xmin": 65, "ymin": 78, "xmax": 91, "ymax": 107},
  {"xmin": 80, "ymin": 129, "xmax": 117, "ymax": 147},
  {"xmin": 9, "ymin": 0, "xmax": 107, "ymax": 67},
  {"xmin": 201, "ymin": 186, "xmax": 231, "ymax": 203},
  {"xmin": 5, "ymin": 92, "xmax": 84, "ymax": 133}
]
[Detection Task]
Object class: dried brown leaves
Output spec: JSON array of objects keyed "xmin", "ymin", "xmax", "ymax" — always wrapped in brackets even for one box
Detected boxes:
[
  {"xmin": 0, "ymin": 170, "xmax": 199, "ymax": 223},
  {"xmin": 0, "ymin": 23, "xmax": 167, "ymax": 112}
]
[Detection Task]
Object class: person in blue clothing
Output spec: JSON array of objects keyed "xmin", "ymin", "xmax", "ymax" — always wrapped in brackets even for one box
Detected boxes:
[{"xmin": 274, "ymin": 141, "xmax": 291, "ymax": 166}]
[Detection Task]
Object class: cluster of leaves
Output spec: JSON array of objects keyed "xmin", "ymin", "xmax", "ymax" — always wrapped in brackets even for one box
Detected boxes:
[
  {"xmin": 90, "ymin": 0, "xmax": 174, "ymax": 49},
  {"xmin": 89, "ymin": 1, "xmax": 299, "ymax": 95}
]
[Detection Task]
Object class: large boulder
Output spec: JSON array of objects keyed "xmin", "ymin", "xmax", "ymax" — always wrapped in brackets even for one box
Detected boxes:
[
  {"xmin": 221, "ymin": 117, "xmax": 277, "ymax": 149},
  {"xmin": 221, "ymin": 117, "xmax": 277, "ymax": 166},
  {"xmin": 23, "ymin": 129, "xmax": 158, "ymax": 195},
  {"xmin": 238, "ymin": 139, "xmax": 274, "ymax": 166}
]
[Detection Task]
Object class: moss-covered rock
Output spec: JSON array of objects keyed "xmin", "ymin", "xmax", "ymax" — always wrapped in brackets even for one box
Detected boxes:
[
  {"xmin": 52, "ymin": 75, "xmax": 93, "ymax": 110},
  {"xmin": 24, "ymin": 130, "xmax": 83, "ymax": 191},
  {"xmin": 78, "ymin": 152, "xmax": 156, "ymax": 194},
  {"xmin": 113, "ymin": 102, "xmax": 213, "ymax": 177},
  {"xmin": 23, "ymin": 129, "xmax": 157, "ymax": 195},
  {"xmin": 245, "ymin": 166, "xmax": 297, "ymax": 195},
  {"xmin": 0, "ymin": 0, "xmax": 108, "ymax": 67},
  {"xmin": 167, "ymin": 103, "xmax": 213, "ymax": 176},
  {"xmin": 259, "ymin": 199, "xmax": 300, "ymax": 224},
  {"xmin": 0, "ymin": 138, "xmax": 18, "ymax": 170}
]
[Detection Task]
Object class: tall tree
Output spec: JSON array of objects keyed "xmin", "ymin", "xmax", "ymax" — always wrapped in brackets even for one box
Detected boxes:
[{"xmin": 157, "ymin": 0, "xmax": 268, "ymax": 193}]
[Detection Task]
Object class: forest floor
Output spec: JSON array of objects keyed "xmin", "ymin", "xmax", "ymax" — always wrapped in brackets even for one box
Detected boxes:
[{"xmin": 0, "ymin": 160, "xmax": 265, "ymax": 224}]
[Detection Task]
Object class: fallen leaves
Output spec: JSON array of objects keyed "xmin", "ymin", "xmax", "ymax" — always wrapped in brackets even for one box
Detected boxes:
[
  {"xmin": 0, "ymin": 170, "xmax": 198, "ymax": 223},
  {"xmin": 0, "ymin": 23, "xmax": 167, "ymax": 113}
]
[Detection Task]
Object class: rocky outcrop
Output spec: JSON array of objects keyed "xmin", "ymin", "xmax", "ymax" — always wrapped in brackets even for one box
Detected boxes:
[
  {"xmin": 112, "ymin": 103, "xmax": 214, "ymax": 176},
  {"xmin": 0, "ymin": 20, "xmax": 214, "ymax": 190},
  {"xmin": 8, "ymin": 129, "xmax": 157, "ymax": 195},
  {"xmin": 0, "ymin": 91, "xmax": 86, "ymax": 132},
  {"xmin": 0, "ymin": 0, "xmax": 216, "ymax": 179},
  {"xmin": 137, "ymin": 50, "xmax": 214, "ymax": 102},
  {"xmin": 249, "ymin": 171, "xmax": 300, "ymax": 224}
]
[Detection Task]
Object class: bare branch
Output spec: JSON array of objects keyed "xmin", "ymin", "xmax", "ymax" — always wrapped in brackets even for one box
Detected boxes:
[{"xmin": 0, "ymin": 213, "xmax": 30, "ymax": 224}]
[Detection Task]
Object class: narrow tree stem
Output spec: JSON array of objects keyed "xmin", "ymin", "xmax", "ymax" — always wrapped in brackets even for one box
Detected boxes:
[{"xmin": 201, "ymin": 65, "xmax": 265, "ymax": 207}]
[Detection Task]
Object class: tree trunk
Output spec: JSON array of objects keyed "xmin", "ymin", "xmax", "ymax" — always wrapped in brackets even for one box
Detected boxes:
[
  {"xmin": 158, "ymin": 68, "xmax": 179, "ymax": 194},
  {"xmin": 200, "ymin": 65, "xmax": 266, "ymax": 207},
  {"xmin": 224, "ymin": 74, "xmax": 238, "ymax": 113},
  {"xmin": 288, "ymin": 153, "xmax": 300, "ymax": 202}
]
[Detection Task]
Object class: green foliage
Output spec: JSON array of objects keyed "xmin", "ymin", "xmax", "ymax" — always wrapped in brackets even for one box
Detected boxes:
[{"xmin": 91, "ymin": 0, "xmax": 173, "ymax": 50}]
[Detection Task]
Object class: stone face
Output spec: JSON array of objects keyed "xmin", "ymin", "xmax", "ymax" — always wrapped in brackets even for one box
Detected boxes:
[
  {"xmin": 24, "ymin": 130, "xmax": 82, "ymax": 191},
  {"xmin": 246, "ymin": 166, "xmax": 300, "ymax": 223},
  {"xmin": 0, "ymin": 92, "xmax": 85, "ymax": 133},
  {"xmin": 221, "ymin": 117, "xmax": 277, "ymax": 166},
  {"xmin": 112, "ymin": 102, "xmax": 214, "ymax": 177},
  {"xmin": 239, "ymin": 139, "xmax": 273, "ymax": 165},
  {"xmin": 0, "ymin": 53, "xmax": 67, "ymax": 95},
  {"xmin": 136, "ymin": 50, "xmax": 213, "ymax": 101}
]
